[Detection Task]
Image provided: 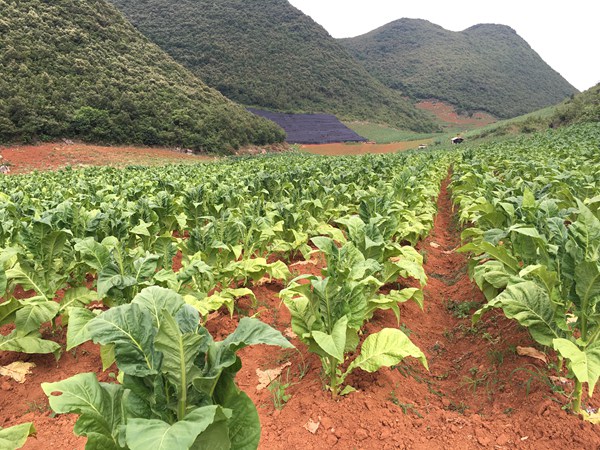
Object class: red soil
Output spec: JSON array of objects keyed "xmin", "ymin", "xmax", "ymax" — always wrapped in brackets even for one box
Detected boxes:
[
  {"xmin": 2, "ymin": 178, "xmax": 600, "ymax": 449},
  {"xmin": 417, "ymin": 100, "xmax": 496, "ymax": 129},
  {"xmin": 0, "ymin": 142, "xmax": 213, "ymax": 174},
  {"xmin": 301, "ymin": 140, "xmax": 433, "ymax": 156}
]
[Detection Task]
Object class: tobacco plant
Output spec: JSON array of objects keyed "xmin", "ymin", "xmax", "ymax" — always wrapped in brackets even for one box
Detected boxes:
[
  {"xmin": 280, "ymin": 237, "xmax": 427, "ymax": 397},
  {"xmin": 45, "ymin": 287, "xmax": 294, "ymax": 449}
]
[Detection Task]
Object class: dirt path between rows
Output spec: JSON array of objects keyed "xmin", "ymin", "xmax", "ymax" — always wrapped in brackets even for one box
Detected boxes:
[{"xmin": 2, "ymin": 176, "xmax": 600, "ymax": 449}]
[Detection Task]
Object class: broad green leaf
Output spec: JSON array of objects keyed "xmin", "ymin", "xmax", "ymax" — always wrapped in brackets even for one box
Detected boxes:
[
  {"xmin": 0, "ymin": 331, "xmax": 61, "ymax": 355},
  {"xmin": 87, "ymin": 304, "xmax": 158, "ymax": 376},
  {"xmin": 132, "ymin": 286, "xmax": 185, "ymax": 329},
  {"xmin": 312, "ymin": 316, "xmax": 348, "ymax": 362},
  {"xmin": 5, "ymin": 264, "xmax": 49, "ymax": 299},
  {"xmin": 154, "ymin": 312, "xmax": 203, "ymax": 400},
  {"xmin": 345, "ymin": 328, "xmax": 428, "ymax": 378},
  {"xmin": 133, "ymin": 253, "xmax": 161, "ymax": 281},
  {"xmin": 265, "ymin": 261, "xmax": 291, "ymax": 281},
  {"xmin": 553, "ymin": 339, "xmax": 600, "ymax": 396},
  {"xmin": 0, "ymin": 299, "xmax": 21, "ymax": 327},
  {"xmin": 0, "ymin": 422, "xmax": 36, "ymax": 450},
  {"xmin": 42, "ymin": 373, "xmax": 123, "ymax": 442},
  {"xmin": 100, "ymin": 345, "xmax": 116, "ymax": 372},
  {"xmin": 220, "ymin": 317, "xmax": 294, "ymax": 353},
  {"xmin": 97, "ymin": 264, "xmax": 137, "ymax": 298},
  {"xmin": 574, "ymin": 261, "xmax": 600, "ymax": 332},
  {"xmin": 15, "ymin": 299, "xmax": 60, "ymax": 336},
  {"xmin": 130, "ymin": 221, "xmax": 152, "ymax": 237},
  {"xmin": 473, "ymin": 281, "xmax": 563, "ymax": 347},
  {"xmin": 66, "ymin": 307, "xmax": 96, "ymax": 350},
  {"xmin": 213, "ymin": 376, "xmax": 259, "ymax": 450},
  {"xmin": 125, "ymin": 406, "xmax": 231, "ymax": 450},
  {"xmin": 74, "ymin": 238, "xmax": 111, "ymax": 272},
  {"xmin": 59, "ymin": 287, "xmax": 99, "ymax": 314}
]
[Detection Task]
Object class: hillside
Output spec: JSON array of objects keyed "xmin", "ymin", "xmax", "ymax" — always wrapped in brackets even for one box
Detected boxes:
[
  {"xmin": 0, "ymin": 0, "xmax": 285, "ymax": 152},
  {"xmin": 107, "ymin": 0, "xmax": 437, "ymax": 132},
  {"xmin": 551, "ymin": 82, "xmax": 600, "ymax": 126},
  {"xmin": 340, "ymin": 19, "xmax": 578, "ymax": 118}
]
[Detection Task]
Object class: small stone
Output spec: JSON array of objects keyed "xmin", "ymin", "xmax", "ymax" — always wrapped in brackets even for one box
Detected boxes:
[
  {"xmin": 335, "ymin": 427, "xmax": 348, "ymax": 439},
  {"xmin": 321, "ymin": 416, "xmax": 333, "ymax": 430},
  {"xmin": 441, "ymin": 397, "xmax": 451, "ymax": 408},
  {"xmin": 326, "ymin": 434, "xmax": 338, "ymax": 447},
  {"xmin": 1, "ymin": 382, "xmax": 12, "ymax": 391},
  {"xmin": 356, "ymin": 428, "xmax": 369, "ymax": 441},
  {"xmin": 496, "ymin": 433, "xmax": 511, "ymax": 446},
  {"xmin": 475, "ymin": 429, "xmax": 491, "ymax": 446}
]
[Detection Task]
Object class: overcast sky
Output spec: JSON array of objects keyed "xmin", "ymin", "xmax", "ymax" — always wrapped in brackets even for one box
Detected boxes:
[{"xmin": 288, "ymin": 0, "xmax": 599, "ymax": 92}]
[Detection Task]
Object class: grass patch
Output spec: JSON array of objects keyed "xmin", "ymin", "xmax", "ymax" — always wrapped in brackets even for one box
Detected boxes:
[{"xmin": 345, "ymin": 121, "xmax": 437, "ymax": 144}]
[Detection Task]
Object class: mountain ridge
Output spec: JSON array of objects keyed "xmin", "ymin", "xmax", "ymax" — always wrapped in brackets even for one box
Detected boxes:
[
  {"xmin": 340, "ymin": 18, "xmax": 578, "ymax": 118},
  {"xmin": 108, "ymin": 0, "xmax": 438, "ymax": 132}
]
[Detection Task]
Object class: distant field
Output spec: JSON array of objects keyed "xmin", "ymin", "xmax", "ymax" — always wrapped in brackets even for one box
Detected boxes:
[
  {"xmin": 465, "ymin": 105, "xmax": 556, "ymax": 140},
  {"xmin": 344, "ymin": 122, "xmax": 437, "ymax": 144},
  {"xmin": 0, "ymin": 142, "xmax": 213, "ymax": 173},
  {"xmin": 300, "ymin": 139, "xmax": 434, "ymax": 156}
]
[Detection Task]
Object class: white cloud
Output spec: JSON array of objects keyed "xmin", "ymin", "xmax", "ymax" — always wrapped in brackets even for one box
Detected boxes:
[{"xmin": 288, "ymin": 0, "xmax": 600, "ymax": 91}]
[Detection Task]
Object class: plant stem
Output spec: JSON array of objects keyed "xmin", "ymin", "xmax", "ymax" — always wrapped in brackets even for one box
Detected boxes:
[
  {"xmin": 573, "ymin": 380, "xmax": 583, "ymax": 414},
  {"xmin": 329, "ymin": 355, "xmax": 338, "ymax": 399}
]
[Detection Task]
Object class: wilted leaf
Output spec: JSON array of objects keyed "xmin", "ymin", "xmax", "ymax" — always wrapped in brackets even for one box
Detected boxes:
[
  {"xmin": 256, "ymin": 362, "xmax": 291, "ymax": 391},
  {"xmin": 0, "ymin": 362, "xmax": 35, "ymax": 383},
  {"xmin": 283, "ymin": 328, "xmax": 297, "ymax": 339},
  {"xmin": 516, "ymin": 346, "xmax": 548, "ymax": 363},
  {"xmin": 429, "ymin": 242, "xmax": 441, "ymax": 249},
  {"xmin": 303, "ymin": 418, "xmax": 320, "ymax": 434}
]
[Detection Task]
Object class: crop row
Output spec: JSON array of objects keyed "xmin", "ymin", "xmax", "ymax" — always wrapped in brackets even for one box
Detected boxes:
[
  {"xmin": 451, "ymin": 123, "xmax": 600, "ymax": 419},
  {"xmin": 0, "ymin": 150, "xmax": 452, "ymax": 448}
]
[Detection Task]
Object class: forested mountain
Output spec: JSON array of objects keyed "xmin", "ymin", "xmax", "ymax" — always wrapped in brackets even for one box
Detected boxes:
[
  {"xmin": 0, "ymin": 0, "xmax": 285, "ymax": 152},
  {"xmin": 340, "ymin": 19, "xmax": 578, "ymax": 118},
  {"xmin": 108, "ymin": 0, "xmax": 437, "ymax": 132}
]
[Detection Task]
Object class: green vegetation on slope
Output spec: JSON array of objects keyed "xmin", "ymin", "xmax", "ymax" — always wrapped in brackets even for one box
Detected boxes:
[
  {"xmin": 0, "ymin": 0, "xmax": 285, "ymax": 152},
  {"xmin": 466, "ymin": 83, "xmax": 600, "ymax": 141},
  {"xmin": 344, "ymin": 122, "xmax": 437, "ymax": 144},
  {"xmin": 340, "ymin": 19, "xmax": 578, "ymax": 119},
  {"xmin": 108, "ymin": 0, "xmax": 437, "ymax": 132},
  {"xmin": 551, "ymin": 82, "xmax": 600, "ymax": 127}
]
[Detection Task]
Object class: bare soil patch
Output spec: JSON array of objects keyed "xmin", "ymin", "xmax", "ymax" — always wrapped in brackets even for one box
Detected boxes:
[
  {"xmin": 417, "ymin": 100, "xmax": 496, "ymax": 130},
  {"xmin": 2, "ymin": 178, "xmax": 600, "ymax": 449},
  {"xmin": 0, "ymin": 142, "xmax": 213, "ymax": 174}
]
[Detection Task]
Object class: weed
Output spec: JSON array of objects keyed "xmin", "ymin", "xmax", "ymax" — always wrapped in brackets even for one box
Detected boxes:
[
  {"xmin": 399, "ymin": 322, "xmax": 412, "ymax": 337},
  {"xmin": 447, "ymin": 401, "xmax": 469, "ymax": 414},
  {"xmin": 267, "ymin": 368, "xmax": 294, "ymax": 410},
  {"xmin": 487, "ymin": 349, "xmax": 505, "ymax": 366},
  {"xmin": 431, "ymin": 341, "xmax": 445, "ymax": 355},
  {"xmin": 398, "ymin": 402, "xmax": 423, "ymax": 418},
  {"xmin": 389, "ymin": 387, "xmax": 423, "ymax": 418},
  {"xmin": 25, "ymin": 400, "xmax": 50, "ymax": 414},
  {"xmin": 445, "ymin": 299, "xmax": 480, "ymax": 319}
]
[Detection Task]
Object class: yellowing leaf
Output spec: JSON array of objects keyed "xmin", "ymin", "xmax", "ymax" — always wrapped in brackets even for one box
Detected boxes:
[
  {"xmin": 0, "ymin": 361, "xmax": 36, "ymax": 383},
  {"xmin": 516, "ymin": 346, "xmax": 548, "ymax": 363}
]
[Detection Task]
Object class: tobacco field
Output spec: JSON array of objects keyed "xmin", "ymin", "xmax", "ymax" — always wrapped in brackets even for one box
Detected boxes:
[{"xmin": 2, "ymin": 123, "xmax": 600, "ymax": 449}]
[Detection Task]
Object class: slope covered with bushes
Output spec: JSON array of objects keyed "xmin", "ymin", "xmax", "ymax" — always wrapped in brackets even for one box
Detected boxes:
[
  {"xmin": 108, "ymin": 0, "xmax": 437, "ymax": 132},
  {"xmin": 340, "ymin": 19, "xmax": 578, "ymax": 118},
  {"xmin": 0, "ymin": 0, "xmax": 285, "ymax": 152}
]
